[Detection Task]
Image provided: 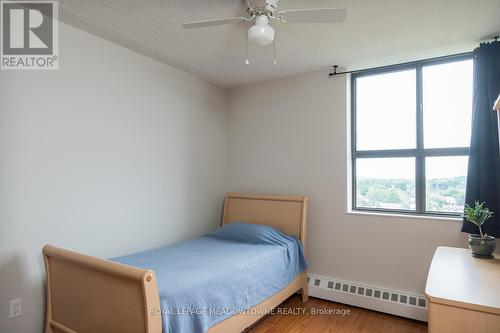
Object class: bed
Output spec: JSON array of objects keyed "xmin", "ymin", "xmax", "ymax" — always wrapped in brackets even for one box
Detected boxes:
[{"xmin": 42, "ymin": 192, "xmax": 309, "ymax": 333}]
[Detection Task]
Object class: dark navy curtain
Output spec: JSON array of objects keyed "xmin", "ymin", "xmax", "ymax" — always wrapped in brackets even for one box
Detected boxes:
[{"xmin": 462, "ymin": 41, "xmax": 500, "ymax": 237}]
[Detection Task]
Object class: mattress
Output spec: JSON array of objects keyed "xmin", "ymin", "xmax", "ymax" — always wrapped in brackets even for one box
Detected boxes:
[{"xmin": 112, "ymin": 223, "xmax": 307, "ymax": 333}]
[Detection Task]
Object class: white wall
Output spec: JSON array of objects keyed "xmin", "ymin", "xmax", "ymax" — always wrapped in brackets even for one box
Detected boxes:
[
  {"xmin": 0, "ymin": 23, "xmax": 228, "ymax": 333},
  {"xmin": 227, "ymin": 71, "xmax": 473, "ymax": 296}
]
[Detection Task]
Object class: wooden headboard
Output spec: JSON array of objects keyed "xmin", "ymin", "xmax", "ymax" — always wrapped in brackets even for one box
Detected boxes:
[{"xmin": 222, "ymin": 193, "xmax": 308, "ymax": 247}]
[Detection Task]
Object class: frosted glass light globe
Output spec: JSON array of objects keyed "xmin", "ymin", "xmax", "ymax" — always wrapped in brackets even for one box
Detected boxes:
[{"xmin": 248, "ymin": 15, "xmax": 275, "ymax": 47}]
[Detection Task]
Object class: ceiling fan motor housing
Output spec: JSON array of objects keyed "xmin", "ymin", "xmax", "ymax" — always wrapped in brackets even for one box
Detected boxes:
[
  {"xmin": 265, "ymin": 0, "xmax": 279, "ymax": 13},
  {"xmin": 248, "ymin": 0, "xmax": 279, "ymax": 18}
]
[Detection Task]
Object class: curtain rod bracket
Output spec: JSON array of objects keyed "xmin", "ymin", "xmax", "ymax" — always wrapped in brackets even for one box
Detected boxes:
[{"xmin": 328, "ymin": 65, "xmax": 339, "ymax": 77}]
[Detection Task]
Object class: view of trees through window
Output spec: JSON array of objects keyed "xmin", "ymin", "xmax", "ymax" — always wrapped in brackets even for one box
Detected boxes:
[
  {"xmin": 356, "ymin": 176, "xmax": 466, "ymax": 213},
  {"xmin": 353, "ymin": 57, "xmax": 473, "ymax": 215}
]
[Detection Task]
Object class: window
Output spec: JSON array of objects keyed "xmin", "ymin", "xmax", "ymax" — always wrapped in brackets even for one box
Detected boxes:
[{"xmin": 351, "ymin": 55, "xmax": 473, "ymax": 216}]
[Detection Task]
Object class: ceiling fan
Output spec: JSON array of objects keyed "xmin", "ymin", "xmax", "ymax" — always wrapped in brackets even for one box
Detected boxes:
[{"xmin": 183, "ymin": 0, "xmax": 346, "ymax": 65}]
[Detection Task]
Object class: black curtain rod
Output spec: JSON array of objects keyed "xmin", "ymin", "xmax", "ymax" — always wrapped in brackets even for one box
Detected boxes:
[
  {"xmin": 328, "ymin": 35, "xmax": 500, "ymax": 76},
  {"xmin": 328, "ymin": 51, "xmax": 474, "ymax": 77}
]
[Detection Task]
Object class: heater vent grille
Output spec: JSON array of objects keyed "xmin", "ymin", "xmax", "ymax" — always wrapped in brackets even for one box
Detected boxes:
[{"xmin": 308, "ymin": 275, "xmax": 427, "ymax": 309}]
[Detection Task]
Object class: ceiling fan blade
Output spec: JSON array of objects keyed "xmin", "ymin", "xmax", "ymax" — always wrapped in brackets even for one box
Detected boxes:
[
  {"xmin": 183, "ymin": 17, "xmax": 249, "ymax": 29},
  {"xmin": 280, "ymin": 8, "xmax": 346, "ymax": 23}
]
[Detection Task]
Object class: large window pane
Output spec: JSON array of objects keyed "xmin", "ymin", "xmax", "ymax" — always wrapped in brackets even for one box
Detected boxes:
[
  {"xmin": 356, "ymin": 69, "xmax": 416, "ymax": 150},
  {"xmin": 426, "ymin": 156, "xmax": 468, "ymax": 213},
  {"xmin": 356, "ymin": 158, "xmax": 416, "ymax": 210},
  {"xmin": 423, "ymin": 60, "xmax": 473, "ymax": 148}
]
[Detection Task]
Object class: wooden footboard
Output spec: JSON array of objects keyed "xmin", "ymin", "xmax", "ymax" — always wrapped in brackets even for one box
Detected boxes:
[{"xmin": 42, "ymin": 245, "xmax": 162, "ymax": 333}]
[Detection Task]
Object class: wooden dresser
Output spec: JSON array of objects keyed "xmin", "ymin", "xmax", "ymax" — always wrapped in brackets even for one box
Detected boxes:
[{"xmin": 425, "ymin": 246, "xmax": 500, "ymax": 333}]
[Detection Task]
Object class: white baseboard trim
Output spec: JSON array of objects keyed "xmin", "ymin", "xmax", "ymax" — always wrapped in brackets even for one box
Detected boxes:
[{"xmin": 307, "ymin": 274, "xmax": 428, "ymax": 322}]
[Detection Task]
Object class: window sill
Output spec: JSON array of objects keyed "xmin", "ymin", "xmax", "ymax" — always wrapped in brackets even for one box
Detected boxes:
[{"xmin": 346, "ymin": 209, "xmax": 462, "ymax": 222}]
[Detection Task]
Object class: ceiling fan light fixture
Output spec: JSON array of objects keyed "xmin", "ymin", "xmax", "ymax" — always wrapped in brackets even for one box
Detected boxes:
[{"xmin": 248, "ymin": 15, "xmax": 275, "ymax": 47}]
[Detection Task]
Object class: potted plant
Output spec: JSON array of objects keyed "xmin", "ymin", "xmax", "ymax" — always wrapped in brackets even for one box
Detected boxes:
[{"xmin": 463, "ymin": 201, "xmax": 496, "ymax": 258}]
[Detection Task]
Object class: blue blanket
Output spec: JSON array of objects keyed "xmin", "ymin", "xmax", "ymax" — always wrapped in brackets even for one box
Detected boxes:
[{"xmin": 112, "ymin": 223, "xmax": 307, "ymax": 333}]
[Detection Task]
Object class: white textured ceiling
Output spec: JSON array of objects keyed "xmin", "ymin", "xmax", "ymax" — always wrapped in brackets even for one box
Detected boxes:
[{"xmin": 58, "ymin": 0, "xmax": 500, "ymax": 87}]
